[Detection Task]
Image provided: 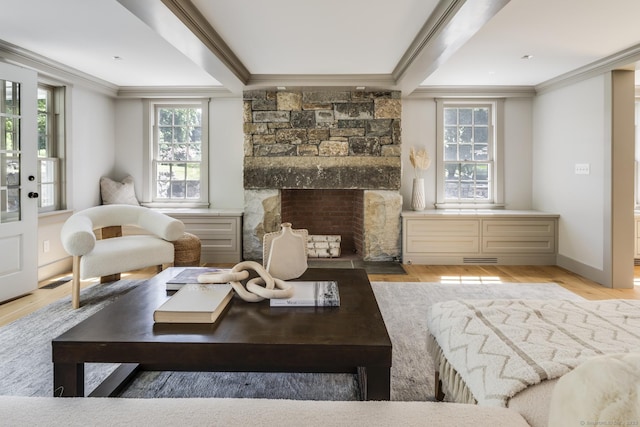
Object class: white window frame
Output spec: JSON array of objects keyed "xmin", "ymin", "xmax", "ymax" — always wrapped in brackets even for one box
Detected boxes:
[
  {"xmin": 37, "ymin": 84, "xmax": 65, "ymax": 213},
  {"xmin": 435, "ymin": 98, "xmax": 504, "ymax": 209},
  {"xmin": 142, "ymin": 99, "xmax": 209, "ymax": 208}
]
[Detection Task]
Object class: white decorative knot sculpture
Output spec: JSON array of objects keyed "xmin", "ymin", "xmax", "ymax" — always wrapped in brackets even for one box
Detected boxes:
[{"xmin": 197, "ymin": 261, "xmax": 294, "ymax": 302}]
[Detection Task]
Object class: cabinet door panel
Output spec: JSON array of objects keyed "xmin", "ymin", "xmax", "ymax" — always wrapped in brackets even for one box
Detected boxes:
[
  {"xmin": 482, "ymin": 236, "xmax": 554, "ymax": 253},
  {"xmin": 407, "ymin": 219, "xmax": 479, "ymax": 236},
  {"xmin": 482, "ymin": 219, "xmax": 554, "ymax": 236},
  {"xmin": 407, "ymin": 236, "xmax": 479, "ymax": 253}
]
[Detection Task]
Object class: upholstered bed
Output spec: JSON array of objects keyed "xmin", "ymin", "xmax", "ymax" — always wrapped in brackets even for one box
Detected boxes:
[{"xmin": 426, "ymin": 299, "xmax": 640, "ymax": 427}]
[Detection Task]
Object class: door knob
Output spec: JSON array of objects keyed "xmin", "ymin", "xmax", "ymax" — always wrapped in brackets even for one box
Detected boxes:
[{"xmin": 28, "ymin": 192, "xmax": 39, "ymax": 199}]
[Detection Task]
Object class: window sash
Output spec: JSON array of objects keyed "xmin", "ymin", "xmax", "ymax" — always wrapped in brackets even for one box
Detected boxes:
[
  {"xmin": 153, "ymin": 160, "xmax": 202, "ymax": 200},
  {"xmin": 38, "ymin": 157, "xmax": 58, "ymax": 211},
  {"xmin": 443, "ymin": 161, "xmax": 493, "ymax": 202}
]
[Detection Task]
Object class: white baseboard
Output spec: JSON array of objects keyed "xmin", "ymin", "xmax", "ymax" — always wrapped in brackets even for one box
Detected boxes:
[
  {"xmin": 38, "ymin": 257, "xmax": 72, "ymax": 282},
  {"xmin": 556, "ymin": 254, "xmax": 609, "ymax": 288}
]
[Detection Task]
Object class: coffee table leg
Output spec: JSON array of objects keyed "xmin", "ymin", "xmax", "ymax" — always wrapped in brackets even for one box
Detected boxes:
[
  {"xmin": 358, "ymin": 366, "xmax": 391, "ymax": 400},
  {"xmin": 53, "ymin": 362, "xmax": 84, "ymax": 397}
]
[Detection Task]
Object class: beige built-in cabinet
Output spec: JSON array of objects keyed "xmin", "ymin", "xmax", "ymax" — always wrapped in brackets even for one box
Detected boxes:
[
  {"xmin": 161, "ymin": 209, "xmax": 243, "ymax": 264},
  {"xmin": 402, "ymin": 210, "xmax": 559, "ymax": 265}
]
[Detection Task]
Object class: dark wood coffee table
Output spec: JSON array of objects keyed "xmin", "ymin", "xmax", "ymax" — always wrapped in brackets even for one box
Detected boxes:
[{"xmin": 52, "ymin": 267, "xmax": 392, "ymax": 400}]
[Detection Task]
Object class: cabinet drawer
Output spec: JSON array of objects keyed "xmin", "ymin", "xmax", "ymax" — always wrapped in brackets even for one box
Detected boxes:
[
  {"xmin": 175, "ymin": 218, "xmax": 238, "ymax": 235},
  {"xmin": 407, "ymin": 219, "xmax": 479, "ymax": 237},
  {"xmin": 482, "ymin": 236, "xmax": 554, "ymax": 253},
  {"xmin": 201, "ymin": 237, "xmax": 238, "ymax": 252},
  {"xmin": 407, "ymin": 235, "xmax": 479, "ymax": 254},
  {"xmin": 482, "ymin": 219, "xmax": 554, "ymax": 237}
]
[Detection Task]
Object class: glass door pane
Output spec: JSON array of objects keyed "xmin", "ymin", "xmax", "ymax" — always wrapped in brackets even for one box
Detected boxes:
[{"xmin": 1, "ymin": 79, "xmax": 21, "ymax": 223}]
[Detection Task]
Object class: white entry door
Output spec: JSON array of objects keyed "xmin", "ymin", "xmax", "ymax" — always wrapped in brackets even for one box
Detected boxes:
[{"xmin": 0, "ymin": 62, "xmax": 38, "ymax": 302}]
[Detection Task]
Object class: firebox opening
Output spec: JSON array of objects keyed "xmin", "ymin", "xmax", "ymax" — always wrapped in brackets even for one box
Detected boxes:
[{"xmin": 281, "ymin": 189, "xmax": 364, "ymax": 258}]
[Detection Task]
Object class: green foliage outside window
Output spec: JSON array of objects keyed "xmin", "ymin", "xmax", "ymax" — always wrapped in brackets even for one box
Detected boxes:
[
  {"xmin": 443, "ymin": 106, "xmax": 492, "ymax": 201},
  {"xmin": 155, "ymin": 106, "xmax": 202, "ymax": 200}
]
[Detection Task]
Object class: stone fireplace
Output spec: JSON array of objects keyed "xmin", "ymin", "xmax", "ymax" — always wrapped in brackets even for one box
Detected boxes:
[{"xmin": 242, "ymin": 89, "xmax": 402, "ymax": 261}]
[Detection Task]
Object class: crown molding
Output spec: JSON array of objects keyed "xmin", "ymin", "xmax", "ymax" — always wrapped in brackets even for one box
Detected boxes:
[
  {"xmin": 118, "ymin": 86, "xmax": 235, "ymax": 99},
  {"xmin": 161, "ymin": 0, "xmax": 250, "ymax": 85},
  {"xmin": 0, "ymin": 39, "xmax": 118, "ymax": 97},
  {"xmin": 410, "ymin": 85, "xmax": 536, "ymax": 98},
  {"xmin": 246, "ymin": 74, "xmax": 396, "ymax": 90},
  {"xmin": 536, "ymin": 42, "xmax": 640, "ymax": 95}
]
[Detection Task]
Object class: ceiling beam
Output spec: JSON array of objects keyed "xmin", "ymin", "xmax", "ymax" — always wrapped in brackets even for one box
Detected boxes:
[
  {"xmin": 160, "ymin": 0, "xmax": 250, "ymax": 84},
  {"xmin": 394, "ymin": 0, "xmax": 511, "ymax": 95},
  {"xmin": 116, "ymin": 0, "xmax": 247, "ymax": 93}
]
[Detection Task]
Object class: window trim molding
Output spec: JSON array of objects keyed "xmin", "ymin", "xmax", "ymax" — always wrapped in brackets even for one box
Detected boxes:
[
  {"xmin": 142, "ymin": 98, "xmax": 210, "ymax": 208},
  {"xmin": 435, "ymin": 98, "xmax": 504, "ymax": 209}
]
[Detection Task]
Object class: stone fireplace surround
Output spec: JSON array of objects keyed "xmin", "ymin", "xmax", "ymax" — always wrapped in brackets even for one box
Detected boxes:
[{"xmin": 242, "ymin": 89, "xmax": 403, "ymax": 262}]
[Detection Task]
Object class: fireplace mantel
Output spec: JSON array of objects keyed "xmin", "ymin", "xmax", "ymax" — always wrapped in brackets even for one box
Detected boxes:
[{"xmin": 244, "ymin": 156, "xmax": 401, "ymax": 190}]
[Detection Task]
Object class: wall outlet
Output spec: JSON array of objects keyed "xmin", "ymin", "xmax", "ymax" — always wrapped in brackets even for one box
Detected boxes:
[
  {"xmin": 574, "ymin": 163, "xmax": 590, "ymax": 175},
  {"xmin": 43, "ymin": 240, "xmax": 50, "ymax": 253}
]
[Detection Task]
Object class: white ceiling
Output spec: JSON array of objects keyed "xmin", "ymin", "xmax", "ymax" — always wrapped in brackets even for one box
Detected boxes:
[
  {"xmin": 0, "ymin": 0, "xmax": 639, "ymax": 94},
  {"xmin": 192, "ymin": 0, "xmax": 440, "ymax": 75}
]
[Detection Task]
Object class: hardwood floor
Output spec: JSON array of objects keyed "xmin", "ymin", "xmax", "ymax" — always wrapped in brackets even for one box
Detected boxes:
[
  {"xmin": 1, "ymin": 264, "xmax": 639, "ymax": 328},
  {"xmin": 372, "ymin": 264, "xmax": 640, "ymax": 301}
]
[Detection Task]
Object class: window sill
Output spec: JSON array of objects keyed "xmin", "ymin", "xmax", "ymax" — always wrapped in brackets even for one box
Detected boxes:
[
  {"xmin": 38, "ymin": 209, "xmax": 73, "ymax": 218},
  {"xmin": 141, "ymin": 202, "xmax": 210, "ymax": 209},
  {"xmin": 434, "ymin": 203, "xmax": 505, "ymax": 210}
]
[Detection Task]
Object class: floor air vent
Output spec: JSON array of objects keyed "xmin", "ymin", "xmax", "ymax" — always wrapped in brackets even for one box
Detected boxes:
[
  {"xmin": 463, "ymin": 257, "xmax": 498, "ymax": 264},
  {"xmin": 635, "ymin": 259, "xmax": 640, "ymax": 266}
]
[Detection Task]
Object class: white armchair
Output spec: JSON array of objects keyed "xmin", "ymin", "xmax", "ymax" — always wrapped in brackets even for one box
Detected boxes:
[{"xmin": 61, "ymin": 204, "xmax": 185, "ymax": 308}]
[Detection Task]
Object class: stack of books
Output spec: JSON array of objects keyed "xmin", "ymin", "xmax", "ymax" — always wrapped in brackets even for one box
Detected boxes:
[{"xmin": 154, "ymin": 283, "xmax": 233, "ymax": 323}]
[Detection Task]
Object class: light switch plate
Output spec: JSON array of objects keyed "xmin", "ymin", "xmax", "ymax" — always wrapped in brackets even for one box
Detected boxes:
[{"xmin": 574, "ymin": 163, "xmax": 590, "ymax": 175}]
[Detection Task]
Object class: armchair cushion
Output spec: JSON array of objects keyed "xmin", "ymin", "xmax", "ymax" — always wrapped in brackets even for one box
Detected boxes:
[{"xmin": 80, "ymin": 235, "xmax": 175, "ymax": 279}]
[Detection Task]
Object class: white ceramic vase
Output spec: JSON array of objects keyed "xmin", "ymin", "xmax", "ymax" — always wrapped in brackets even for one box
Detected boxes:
[
  {"xmin": 411, "ymin": 178, "xmax": 426, "ymax": 211},
  {"xmin": 265, "ymin": 222, "xmax": 308, "ymax": 280}
]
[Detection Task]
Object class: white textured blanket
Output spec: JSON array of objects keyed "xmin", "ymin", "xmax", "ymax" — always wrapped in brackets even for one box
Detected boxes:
[{"xmin": 426, "ymin": 299, "xmax": 640, "ymax": 407}]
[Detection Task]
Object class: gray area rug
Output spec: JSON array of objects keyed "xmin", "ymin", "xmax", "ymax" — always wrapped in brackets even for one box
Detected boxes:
[{"xmin": 0, "ymin": 280, "xmax": 583, "ymax": 400}]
